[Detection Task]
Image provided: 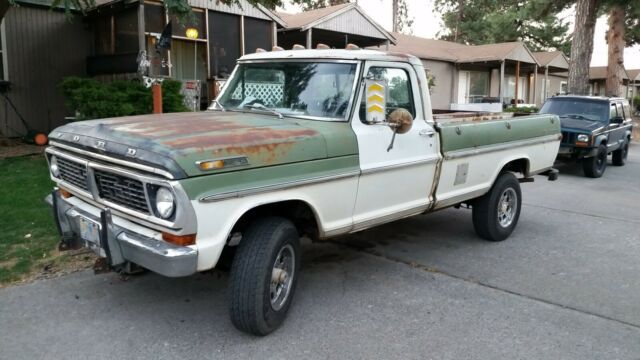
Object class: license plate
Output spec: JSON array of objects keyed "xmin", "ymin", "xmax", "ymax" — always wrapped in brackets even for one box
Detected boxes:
[{"xmin": 79, "ymin": 216, "xmax": 101, "ymax": 246}]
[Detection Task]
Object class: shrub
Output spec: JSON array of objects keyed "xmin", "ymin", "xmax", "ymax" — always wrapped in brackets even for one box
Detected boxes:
[
  {"xmin": 504, "ymin": 106, "xmax": 539, "ymax": 113},
  {"xmin": 61, "ymin": 77, "xmax": 189, "ymax": 120}
]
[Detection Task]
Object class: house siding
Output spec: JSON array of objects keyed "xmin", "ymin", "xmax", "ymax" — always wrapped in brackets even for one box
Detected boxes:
[
  {"xmin": 421, "ymin": 59, "xmax": 454, "ymax": 110},
  {"xmin": 1, "ymin": 5, "xmax": 90, "ymax": 137}
]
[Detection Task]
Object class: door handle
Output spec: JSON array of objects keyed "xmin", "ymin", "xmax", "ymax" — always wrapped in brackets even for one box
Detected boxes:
[{"xmin": 419, "ymin": 129, "xmax": 435, "ymax": 137}]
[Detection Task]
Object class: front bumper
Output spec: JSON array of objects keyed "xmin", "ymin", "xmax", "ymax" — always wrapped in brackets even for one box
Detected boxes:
[
  {"xmin": 46, "ymin": 189, "xmax": 197, "ymax": 277},
  {"xmin": 558, "ymin": 145, "xmax": 598, "ymax": 159}
]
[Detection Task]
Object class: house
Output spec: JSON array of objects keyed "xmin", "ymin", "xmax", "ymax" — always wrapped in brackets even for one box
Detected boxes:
[
  {"xmin": 386, "ymin": 32, "xmax": 567, "ymax": 110},
  {"xmin": 589, "ymin": 66, "xmax": 629, "ymax": 97},
  {"xmin": 0, "ymin": 0, "xmax": 284, "ymax": 137},
  {"xmin": 277, "ymin": 3, "xmax": 395, "ymax": 50},
  {"xmin": 626, "ymin": 69, "xmax": 640, "ymax": 106}
]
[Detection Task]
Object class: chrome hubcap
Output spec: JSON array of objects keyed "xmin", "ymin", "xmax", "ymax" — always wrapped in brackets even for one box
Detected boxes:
[
  {"xmin": 270, "ymin": 244, "xmax": 295, "ymax": 311},
  {"xmin": 497, "ymin": 188, "xmax": 517, "ymax": 228}
]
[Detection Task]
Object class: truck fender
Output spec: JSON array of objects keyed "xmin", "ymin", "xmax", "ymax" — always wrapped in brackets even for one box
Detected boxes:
[{"xmin": 489, "ymin": 155, "xmax": 531, "ymax": 187}]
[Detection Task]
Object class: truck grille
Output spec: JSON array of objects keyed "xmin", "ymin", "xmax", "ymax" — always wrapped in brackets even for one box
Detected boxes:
[
  {"xmin": 561, "ymin": 131, "xmax": 576, "ymax": 145},
  {"xmin": 94, "ymin": 170, "xmax": 150, "ymax": 214},
  {"xmin": 56, "ymin": 156, "xmax": 89, "ymax": 191}
]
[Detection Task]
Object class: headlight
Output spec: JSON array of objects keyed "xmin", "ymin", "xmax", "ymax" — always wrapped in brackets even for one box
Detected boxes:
[
  {"xmin": 155, "ymin": 187, "xmax": 175, "ymax": 219},
  {"xmin": 50, "ymin": 156, "xmax": 60, "ymax": 177},
  {"xmin": 577, "ymin": 134, "xmax": 590, "ymax": 143}
]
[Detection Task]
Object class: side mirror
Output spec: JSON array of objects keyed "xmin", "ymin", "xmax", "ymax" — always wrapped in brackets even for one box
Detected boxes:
[
  {"xmin": 611, "ymin": 116, "xmax": 624, "ymax": 124},
  {"xmin": 387, "ymin": 108, "xmax": 413, "ymax": 134}
]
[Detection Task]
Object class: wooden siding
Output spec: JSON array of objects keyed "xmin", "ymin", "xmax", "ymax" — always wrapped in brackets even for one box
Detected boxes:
[
  {"xmin": 186, "ymin": 0, "xmax": 274, "ymax": 22},
  {"xmin": 1, "ymin": 6, "xmax": 91, "ymax": 137},
  {"xmin": 314, "ymin": 8, "xmax": 387, "ymax": 40}
]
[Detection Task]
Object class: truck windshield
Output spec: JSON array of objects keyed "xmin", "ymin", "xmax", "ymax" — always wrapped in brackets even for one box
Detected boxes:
[
  {"xmin": 216, "ymin": 62, "xmax": 358, "ymax": 121},
  {"xmin": 540, "ymin": 98, "xmax": 608, "ymax": 122}
]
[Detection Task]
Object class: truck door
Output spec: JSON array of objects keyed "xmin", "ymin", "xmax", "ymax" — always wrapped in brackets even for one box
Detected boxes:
[{"xmin": 350, "ymin": 61, "xmax": 439, "ymax": 230}]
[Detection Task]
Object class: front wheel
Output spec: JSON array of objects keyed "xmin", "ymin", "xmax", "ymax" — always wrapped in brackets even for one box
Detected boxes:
[
  {"xmin": 472, "ymin": 172, "xmax": 522, "ymax": 242},
  {"xmin": 583, "ymin": 144, "xmax": 607, "ymax": 178},
  {"xmin": 229, "ymin": 217, "xmax": 300, "ymax": 336}
]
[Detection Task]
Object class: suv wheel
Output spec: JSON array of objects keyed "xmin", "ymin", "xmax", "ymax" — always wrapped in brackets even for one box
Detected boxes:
[
  {"xmin": 583, "ymin": 144, "xmax": 607, "ymax": 178},
  {"xmin": 229, "ymin": 216, "xmax": 300, "ymax": 336},
  {"xmin": 612, "ymin": 139, "xmax": 629, "ymax": 166}
]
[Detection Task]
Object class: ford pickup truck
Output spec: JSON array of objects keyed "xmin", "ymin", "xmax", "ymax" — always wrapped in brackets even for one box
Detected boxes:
[{"xmin": 45, "ymin": 49, "xmax": 560, "ymax": 335}]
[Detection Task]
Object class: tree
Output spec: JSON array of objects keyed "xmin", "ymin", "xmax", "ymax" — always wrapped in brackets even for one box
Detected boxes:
[
  {"xmin": 567, "ymin": 0, "xmax": 598, "ymax": 95},
  {"xmin": 604, "ymin": 1, "xmax": 640, "ymax": 97},
  {"xmin": 434, "ymin": 0, "xmax": 571, "ymax": 52},
  {"xmin": 393, "ymin": 0, "xmax": 414, "ymax": 34}
]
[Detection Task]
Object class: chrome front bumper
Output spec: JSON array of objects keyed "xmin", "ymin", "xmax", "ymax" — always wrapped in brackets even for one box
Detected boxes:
[{"xmin": 46, "ymin": 189, "xmax": 197, "ymax": 277}]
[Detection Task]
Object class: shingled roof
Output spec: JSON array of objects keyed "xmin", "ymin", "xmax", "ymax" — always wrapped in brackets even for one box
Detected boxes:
[{"xmin": 590, "ymin": 66, "xmax": 629, "ymax": 80}]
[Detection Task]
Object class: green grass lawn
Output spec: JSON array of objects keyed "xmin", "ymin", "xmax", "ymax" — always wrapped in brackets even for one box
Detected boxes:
[{"xmin": 0, "ymin": 155, "xmax": 60, "ymax": 284}]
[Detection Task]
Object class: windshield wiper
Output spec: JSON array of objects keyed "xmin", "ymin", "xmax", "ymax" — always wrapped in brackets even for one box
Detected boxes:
[
  {"xmin": 210, "ymin": 99, "xmax": 226, "ymax": 111},
  {"xmin": 243, "ymin": 103, "xmax": 283, "ymax": 119}
]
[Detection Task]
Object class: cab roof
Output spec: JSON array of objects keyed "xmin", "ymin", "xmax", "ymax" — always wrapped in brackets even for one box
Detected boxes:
[
  {"xmin": 550, "ymin": 95, "xmax": 628, "ymax": 103},
  {"xmin": 239, "ymin": 49, "xmax": 423, "ymax": 66}
]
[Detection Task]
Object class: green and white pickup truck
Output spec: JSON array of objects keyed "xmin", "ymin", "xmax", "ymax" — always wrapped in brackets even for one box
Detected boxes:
[{"xmin": 45, "ymin": 49, "xmax": 560, "ymax": 335}]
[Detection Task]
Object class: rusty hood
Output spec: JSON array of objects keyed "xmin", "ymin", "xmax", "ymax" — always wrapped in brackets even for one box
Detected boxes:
[{"xmin": 49, "ymin": 111, "xmax": 330, "ymax": 178}]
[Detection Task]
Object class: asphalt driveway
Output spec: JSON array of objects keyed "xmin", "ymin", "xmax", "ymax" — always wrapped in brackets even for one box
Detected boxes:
[{"xmin": 1, "ymin": 145, "xmax": 639, "ymax": 360}]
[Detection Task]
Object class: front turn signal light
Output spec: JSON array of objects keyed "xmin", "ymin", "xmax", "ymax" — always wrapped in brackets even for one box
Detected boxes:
[
  {"xmin": 162, "ymin": 232, "xmax": 196, "ymax": 246},
  {"xmin": 59, "ymin": 187, "xmax": 73, "ymax": 199}
]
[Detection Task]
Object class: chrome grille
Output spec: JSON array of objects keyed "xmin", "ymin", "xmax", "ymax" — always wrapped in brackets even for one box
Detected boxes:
[
  {"xmin": 56, "ymin": 156, "xmax": 89, "ymax": 191},
  {"xmin": 94, "ymin": 169, "xmax": 150, "ymax": 214}
]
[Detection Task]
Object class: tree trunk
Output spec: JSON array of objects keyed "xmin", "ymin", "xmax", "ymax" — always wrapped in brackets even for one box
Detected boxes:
[
  {"xmin": 605, "ymin": 5, "xmax": 625, "ymax": 97},
  {"xmin": 392, "ymin": 0, "xmax": 399, "ymax": 33},
  {"xmin": 568, "ymin": 0, "xmax": 598, "ymax": 95}
]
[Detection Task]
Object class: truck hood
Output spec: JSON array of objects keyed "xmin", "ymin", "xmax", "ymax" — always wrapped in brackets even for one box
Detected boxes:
[
  {"xmin": 49, "ymin": 111, "xmax": 329, "ymax": 178},
  {"xmin": 560, "ymin": 117, "xmax": 604, "ymax": 133}
]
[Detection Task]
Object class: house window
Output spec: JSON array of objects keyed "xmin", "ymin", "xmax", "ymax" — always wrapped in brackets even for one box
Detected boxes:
[
  {"xmin": 560, "ymin": 81, "xmax": 568, "ymax": 95},
  {"xmin": 457, "ymin": 71, "xmax": 489, "ymax": 104},
  {"xmin": 171, "ymin": 8, "xmax": 205, "ymax": 39},
  {"xmin": 506, "ymin": 76, "xmax": 528, "ymax": 102},
  {"xmin": 0, "ymin": 20, "xmax": 6, "ymax": 80}
]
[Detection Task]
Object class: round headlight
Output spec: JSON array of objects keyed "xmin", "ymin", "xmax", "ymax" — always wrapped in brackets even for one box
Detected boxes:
[
  {"xmin": 155, "ymin": 187, "xmax": 175, "ymax": 219},
  {"xmin": 577, "ymin": 134, "xmax": 590, "ymax": 143},
  {"xmin": 50, "ymin": 156, "xmax": 60, "ymax": 177}
]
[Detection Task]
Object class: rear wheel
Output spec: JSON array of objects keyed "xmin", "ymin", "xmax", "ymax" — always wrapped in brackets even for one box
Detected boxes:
[
  {"xmin": 229, "ymin": 217, "xmax": 300, "ymax": 336},
  {"xmin": 612, "ymin": 139, "xmax": 629, "ymax": 166},
  {"xmin": 583, "ymin": 144, "xmax": 607, "ymax": 178},
  {"xmin": 472, "ymin": 172, "xmax": 522, "ymax": 242}
]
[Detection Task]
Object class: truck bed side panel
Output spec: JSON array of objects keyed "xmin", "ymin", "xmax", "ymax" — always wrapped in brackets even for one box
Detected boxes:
[{"xmin": 433, "ymin": 114, "xmax": 561, "ymax": 208}]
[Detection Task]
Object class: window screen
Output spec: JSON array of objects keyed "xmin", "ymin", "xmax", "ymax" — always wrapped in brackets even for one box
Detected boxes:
[
  {"xmin": 144, "ymin": 2, "xmax": 166, "ymax": 34},
  {"xmin": 171, "ymin": 9, "xmax": 205, "ymax": 39},
  {"xmin": 244, "ymin": 17, "xmax": 271, "ymax": 54},
  {"xmin": 115, "ymin": 8, "xmax": 139, "ymax": 53},
  {"xmin": 209, "ymin": 11, "xmax": 240, "ymax": 78}
]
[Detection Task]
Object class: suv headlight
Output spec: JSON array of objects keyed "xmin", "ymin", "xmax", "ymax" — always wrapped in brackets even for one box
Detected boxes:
[
  {"xmin": 155, "ymin": 187, "xmax": 175, "ymax": 219},
  {"xmin": 577, "ymin": 134, "xmax": 590, "ymax": 143},
  {"xmin": 50, "ymin": 156, "xmax": 60, "ymax": 177}
]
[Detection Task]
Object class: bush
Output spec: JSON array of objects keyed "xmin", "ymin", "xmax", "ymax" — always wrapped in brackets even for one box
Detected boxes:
[
  {"xmin": 504, "ymin": 106, "xmax": 539, "ymax": 113},
  {"xmin": 61, "ymin": 77, "xmax": 189, "ymax": 120}
]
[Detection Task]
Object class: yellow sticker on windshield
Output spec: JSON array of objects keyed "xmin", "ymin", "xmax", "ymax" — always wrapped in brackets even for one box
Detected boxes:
[{"xmin": 365, "ymin": 80, "xmax": 386, "ymax": 123}]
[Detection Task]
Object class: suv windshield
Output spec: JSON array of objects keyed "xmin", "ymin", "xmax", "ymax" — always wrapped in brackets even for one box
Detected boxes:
[
  {"xmin": 540, "ymin": 98, "xmax": 608, "ymax": 122},
  {"xmin": 216, "ymin": 62, "xmax": 358, "ymax": 120}
]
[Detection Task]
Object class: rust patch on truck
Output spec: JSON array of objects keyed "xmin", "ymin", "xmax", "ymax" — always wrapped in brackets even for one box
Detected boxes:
[
  {"xmin": 108, "ymin": 116, "xmax": 247, "ymax": 139},
  {"xmin": 163, "ymin": 127, "xmax": 318, "ymax": 149}
]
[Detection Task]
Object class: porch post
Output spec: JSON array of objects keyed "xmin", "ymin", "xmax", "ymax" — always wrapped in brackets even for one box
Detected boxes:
[
  {"xmin": 137, "ymin": 3, "xmax": 145, "ymax": 54},
  {"xmin": 272, "ymin": 22, "xmax": 278, "ymax": 47},
  {"xmin": 385, "ymin": 40, "xmax": 390, "ymax": 51},
  {"xmin": 544, "ymin": 67, "xmax": 549, "ymax": 101},
  {"xmin": 533, "ymin": 65, "xmax": 538, "ymax": 106},
  {"xmin": 306, "ymin": 28, "xmax": 313, "ymax": 49},
  {"xmin": 240, "ymin": 16, "xmax": 245, "ymax": 55},
  {"xmin": 499, "ymin": 60, "xmax": 505, "ymax": 106},
  {"xmin": 514, "ymin": 61, "xmax": 520, "ymax": 104}
]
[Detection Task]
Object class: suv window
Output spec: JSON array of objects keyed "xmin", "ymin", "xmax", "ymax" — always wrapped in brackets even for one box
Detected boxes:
[
  {"xmin": 622, "ymin": 102, "xmax": 631, "ymax": 119},
  {"xmin": 610, "ymin": 103, "xmax": 618, "ymax": 120},
  {"xmin": 360, "ymin": 67, "xmax": 415, "ymax": 123}
]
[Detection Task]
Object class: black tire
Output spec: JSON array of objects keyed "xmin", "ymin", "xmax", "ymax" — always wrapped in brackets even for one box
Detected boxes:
[
  {"xmin": 583, "ymin": 144, "xmax": 607, "ymax": 178},
  {"xmin": 612, "ymin": 139, "xmax": 629, "ymax": 166},
  {"xmin": 229, "ymin": 216, "xmax": 300, "ymax": 336},
  {"xmin": 472, "ymin": 172, "xmax": 522, "ymax": 242}
]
